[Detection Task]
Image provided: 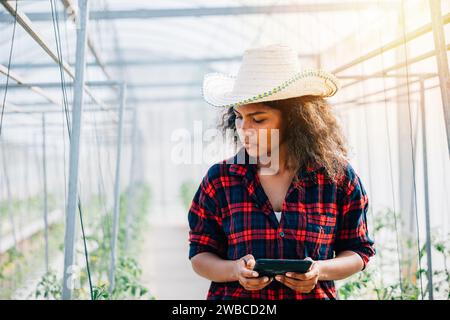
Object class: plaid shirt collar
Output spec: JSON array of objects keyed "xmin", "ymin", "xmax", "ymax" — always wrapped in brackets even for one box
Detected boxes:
[{"xmin": 227, "ymin": 147, "xmax": 324, "ymax": 215}]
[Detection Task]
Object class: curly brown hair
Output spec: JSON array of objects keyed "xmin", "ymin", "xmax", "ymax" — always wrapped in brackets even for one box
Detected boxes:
[{"xmin": 218, "ymin": 95, "xmax": 349, "ymax": 183}]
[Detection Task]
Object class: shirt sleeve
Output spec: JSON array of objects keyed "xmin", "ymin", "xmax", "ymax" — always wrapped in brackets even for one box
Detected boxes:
[
  {"xmin": 188, "ymin": 172, "xmax": 227, "ymax": 260},
  {"xmin": 334, "ymin": 165, "xmax": 375, "ymax": 270}
]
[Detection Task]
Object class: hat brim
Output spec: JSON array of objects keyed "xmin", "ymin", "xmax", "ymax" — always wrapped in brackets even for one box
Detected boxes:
[{"xmin": 202, "ymin": 69, "xmax": 340, "ymax": 108}]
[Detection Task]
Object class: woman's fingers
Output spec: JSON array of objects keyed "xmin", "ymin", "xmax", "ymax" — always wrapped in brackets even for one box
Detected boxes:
[
  {"xmin": 284, "ymin": 272, "xmax": 308, "ymax": 280},
  {"xmin": 275, "ymin": 275, "xmax": 316, "ymax": 292},
  {"xmin": 240, "ymin": 267, "xmax": 258, "ymax": 278},
  {"xmin": 277, "ymin": 275, "xmax": 315, "ymax": 287},
  {"xmin": 236, "ymin": 254, "xmax": 258, "ymax": 279},
  {"xmin": 276, "ymin": 278, "xmax": 314, "ymax": 292},
  {"xmin": 240, "ymin": 254, "xmax": 256, "ymax": 269},
  {"xmin": 285, "ymin": 270, "xmax": 315, "ymax": 280},
  {"xmin": 244, "ymin": 255, "xmax": 256, "ymax": 270},
  {"xmin": 241, "ymin": 276, "xmax": 273, "ymax": 290},
  {"xmin": 237, "ymin": 254, "xmax": 274, "ymax": 291},
  {"xmin": 283, "ymin": 282, "xmax": 313, "ymax": 293},
  {"xmin": 301, "ymin": 271, "xmax": 316, "ymax": 280}
]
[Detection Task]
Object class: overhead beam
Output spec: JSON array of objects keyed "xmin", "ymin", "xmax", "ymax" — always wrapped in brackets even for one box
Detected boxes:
[
  {"xmin": 336, "ymin": 82, "xmax": 441, "ymax": 111},
  {"xmin": 335, "ymin": 72, "xmax": 438, "ymax": 106},
  {"xmin": 0, "ymin": 80, "xmax": 121, "ymax": 89},
  {"xmin": 338, "ymin": 73, "xmax": 438, "ymax": 79},
  {"xmin": 0, "ymin": 64, "xmax": 60, "ymax": 105},
  {"xmin": 332, "ymin": 12, "xmax": 450, "ymax": 74},
  {"xmin": 0, "ymin": 2, "xmax": 400, "ymax": 22},
  {"xmin": 1, "ymin": 1, "xmax": 115, "ymax": 119},
  {"xmin": 341, "ymin": 45, "xmax": 450, "ymax": 89},
  {"xmin": 0, "ymin": 101, "xmax": 42, "ymax": 121},
  {"xmin": 8, "ymin": 96, "xmax": 204, "ymax": 107},
  {"xmin": 3, "ymin": 106, "xmax": 133, "ymax": 114},
  {"xmin": 4, "ymin": 74, "xmax": 440, "ymax": 90},
  {"xmin": 0, "ymin": 80, "xmax": 202, "ymax": 89},
  {"xmin": 2, "ymin": 120, "xmax": 131, "ymax": 128},
  {"xmin": 3, "ymin": 54, "xmax": 316, "ymax": 69}
]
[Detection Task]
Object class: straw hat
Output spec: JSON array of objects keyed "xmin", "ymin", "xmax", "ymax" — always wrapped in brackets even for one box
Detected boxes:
[{"xmin": 202, "ymin": 44, "xmax": 340, "ymax": 108}]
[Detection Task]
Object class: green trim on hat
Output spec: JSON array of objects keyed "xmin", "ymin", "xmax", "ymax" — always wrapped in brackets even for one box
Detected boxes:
[{"xmin": 203, "ymin": 68, "xmax": 340, "ymax": 108}]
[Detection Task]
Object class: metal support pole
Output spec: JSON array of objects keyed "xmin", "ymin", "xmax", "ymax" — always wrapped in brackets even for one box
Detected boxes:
[
  {"xmin": 158, "ymin": 109, "xmax": 166, "ymax": 215},
  {"xmin": 109, "ymin": 83, "xmax": 126, "ymax": 294},
  {"xmin": 124, "ymin": 107, "xmax": 137, "ymax": 251},
  {"xmin": 429, "ymin": 0, "xmax": 450, "ymax": 155},
  {"xmin": 62, "ymin": 0, "xmax": 89, "ymax": 300},
  {"xmin": 420, "ymin": 79, "xmax": 434, "ymax": 299},
  {"xmin": 42, "ymin": 114, "xmax": 49, "ymax": 273},
  {"xmin": 1, "ymin": 140, "xmax": 16, "ymax": 248}
]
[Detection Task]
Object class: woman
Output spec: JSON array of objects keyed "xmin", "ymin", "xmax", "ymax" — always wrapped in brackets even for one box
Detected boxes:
[{"xmin": 188, "ymin": 44, "xmax": 375, "ymax": 300}]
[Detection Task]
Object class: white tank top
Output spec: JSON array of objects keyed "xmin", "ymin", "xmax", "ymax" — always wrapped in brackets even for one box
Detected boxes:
[{"xmin": 274, "ymin": 210, "xmax": 282, "ymax": 222}]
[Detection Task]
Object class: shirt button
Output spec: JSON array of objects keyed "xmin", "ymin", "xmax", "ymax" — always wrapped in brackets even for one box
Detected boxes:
[
  {"xmin": 255, "ymin": 203, "xmax": 260, "ymax": 208},
  {"xmin": 279, "ymin": 231, "xmax": 285, "ymax": 238}
]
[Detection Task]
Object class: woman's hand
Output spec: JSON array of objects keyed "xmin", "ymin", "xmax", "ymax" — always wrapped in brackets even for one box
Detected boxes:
[
  {"xmin": 234, "ymin": 254, "xmax": 273, "ymax": 291},
  {"xmin": 275, "ymin": 258, "xmax": 320, "ymax": 293}
]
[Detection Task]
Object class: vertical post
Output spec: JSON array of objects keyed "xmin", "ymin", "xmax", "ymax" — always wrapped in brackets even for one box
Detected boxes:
[
  {"xmin": 158, "ymin": 109, "xmax": 166, "ymax": 217},
  {"xmin": 124, "ymin": 107, "xmax": 137, "ymax": 251},
  {"xmin": 420, "ymin": 79, "xmax": 434, "ymax": 299},
  {"xmin": 109, "ymin": 83, "xmax": 126, "ymax": 294},
  {"xmin": 62, "ymin": 0, "xmax": 89, "ymax": 300},
  {"xmin": 42, "ymin": 114, "xmax": 49, "ymax": 273},
  {"xmin": 1, "ymin": 140, "xmax": 16, "ymax": 248},
  {"xmin": 429, "ymin": 0, "xmax": 450, "ymax": 155}
]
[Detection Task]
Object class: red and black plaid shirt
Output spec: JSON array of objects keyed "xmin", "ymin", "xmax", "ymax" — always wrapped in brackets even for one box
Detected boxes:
[{"xmin": 188, "ymin": 148, "xmax": 375, "ymax": 300}]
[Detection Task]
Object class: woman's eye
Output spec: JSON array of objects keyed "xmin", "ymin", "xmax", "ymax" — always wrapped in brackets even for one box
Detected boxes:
[{"xmin": 253, "ymin": 118, "xmax": 265, "ymax": 123}]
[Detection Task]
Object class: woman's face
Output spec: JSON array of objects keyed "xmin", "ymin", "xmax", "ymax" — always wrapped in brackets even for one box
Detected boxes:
[{"xmin": 233, "ymin": 102, "xmax": 283, "ymax": 158}]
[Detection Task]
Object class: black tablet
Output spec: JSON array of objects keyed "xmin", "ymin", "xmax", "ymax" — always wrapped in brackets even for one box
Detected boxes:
[{"xmin": 253, "ymin": 259, "xmax": 313, "ymax": 277}]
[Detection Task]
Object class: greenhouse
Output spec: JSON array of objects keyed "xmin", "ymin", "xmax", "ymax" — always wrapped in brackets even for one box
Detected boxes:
[{"xmin": 0, "ymin": 0, "xmax": 449, "ymax": 302}]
